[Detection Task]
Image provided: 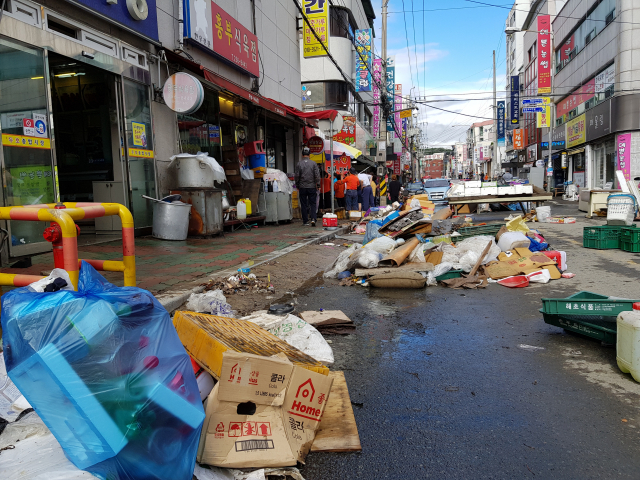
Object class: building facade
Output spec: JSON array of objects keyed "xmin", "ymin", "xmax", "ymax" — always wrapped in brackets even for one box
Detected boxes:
[{"xmin": 466, "ymin": 120, "xmax": 494, "ymax": 178}]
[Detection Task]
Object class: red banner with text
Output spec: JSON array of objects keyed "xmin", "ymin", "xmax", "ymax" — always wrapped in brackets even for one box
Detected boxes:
[{"xmin": 537, "ymin": 15, "xmax": 551, "ymax": 95}]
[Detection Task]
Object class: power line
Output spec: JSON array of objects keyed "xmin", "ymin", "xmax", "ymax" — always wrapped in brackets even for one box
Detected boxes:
[{"xmin": 387, "ymin": 4, "xmax": 513, "ymax": 13}]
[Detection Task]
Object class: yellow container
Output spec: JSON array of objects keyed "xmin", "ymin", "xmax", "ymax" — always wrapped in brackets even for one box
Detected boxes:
[
  {"xmin": 173, "ymin": 311, "xmax": 329, "ymax": 379},
  {"xmin": 238, "ymin": 198, "xmax": 252, "ymax": 215}
]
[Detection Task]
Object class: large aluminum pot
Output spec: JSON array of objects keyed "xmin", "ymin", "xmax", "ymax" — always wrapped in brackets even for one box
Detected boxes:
[
  {"xmin": 151, "ymin": 200, "xmax": 192, "ymax": 241},
  {"xmin": 174, "ymin": 155, "xmax": 216, "ymax": 188}
]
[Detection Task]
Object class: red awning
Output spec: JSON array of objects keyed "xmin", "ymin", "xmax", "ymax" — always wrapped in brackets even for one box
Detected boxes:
[{"xmin": 261, "ymin": 97, "xmax": 339, "ymax": 121}]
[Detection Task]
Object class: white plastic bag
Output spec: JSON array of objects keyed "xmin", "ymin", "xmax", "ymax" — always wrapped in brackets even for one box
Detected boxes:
[
  {"xmin": 185, "ymin": 289, "xmax": 235, "ymax": 317},
  {"xmin": 242, "ymin": 312, "xmax": 334, "ymax": 365},
  {"xmin": 363, "ymin": 236, "xmax": 397, "ymax": 254},
  {"xmin": 536, "ymin": 205, "xmax": 551, "ymax": 223},
  {"xmin": 27, "ymin": 269, "xmax": 74, "ymax": 293},
  {"xmin": 407, "ymin": 243, "xmax": 426, "ymax": 263},
  {"xmin": 456, "ymin": 251, "xmax": 479, "ymax": 273},
  {"xmin": 426, "ymin": 262, "xmax": 454, "ymax": 286},
  {"xmin": 324, "ymin": 244, "xmax": 360, "ymax": 278},
  {"xmin": 455, "ymin": 235, "xmax": 501, "ymax": 264},
  {"xmin": 241, "ymin": 168, "xmax": 255, "ymax": 180},
  {"xmin": 498, "ymin": 231, "xmax": 531, "ymax": 252},
  {"xmin": 347, "ymin": 249, "xmax": 381, "ymax": 269}
]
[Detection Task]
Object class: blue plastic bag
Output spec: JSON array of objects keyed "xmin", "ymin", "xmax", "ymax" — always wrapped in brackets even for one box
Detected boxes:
[
  {"xmin": 362, "ymin": 219, "xmax": 384, "ymax": 244},
  {"xmin": 1, "ymin": 262, "xmax": 204, "ymax": 480}
]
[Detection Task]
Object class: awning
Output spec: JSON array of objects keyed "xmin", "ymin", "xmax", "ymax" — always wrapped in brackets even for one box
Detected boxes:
[
  {"xmin": 567, "ymin": 147, "xmax": 585, "ymax": 155},
  {"xmin": 262, "ymin": 97, "xmax": 339, "ymax": 121}
]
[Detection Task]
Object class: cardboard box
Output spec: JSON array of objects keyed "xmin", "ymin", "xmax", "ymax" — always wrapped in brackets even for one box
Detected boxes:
[
  {"xmin": 482, "ymin": 187, "xmax": 498, "ymax": 195},
  {"xmin": 198, "ymin": 351, "xmax": 333, "ymax": 468},
  {"xmin": 465, "ymin": 187, "xmax": 482, "ymax": 196},
  {"xmin": 497, "ymin": 248, "xmax": 557, "ymax": 275}
]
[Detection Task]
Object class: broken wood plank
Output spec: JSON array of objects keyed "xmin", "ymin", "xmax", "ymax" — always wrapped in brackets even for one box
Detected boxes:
[{"xmin": 311, "ymin": 371, "xmax": 361, "ymax": 452}]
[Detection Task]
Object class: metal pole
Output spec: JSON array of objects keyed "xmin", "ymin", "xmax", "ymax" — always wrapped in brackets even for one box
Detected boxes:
[
  {"xmin": 330, "ymin": 120, "xmax": 335, "ymax": 214},
  {"xmin": 380, "ymin": 0, "xmax": 389, "ymax": 167},
  {"xmin": 547, "ymin": 35, "xmax": 554, "ymax": 193},
  {"xmin": 493, "ymin": 49, "xmax": 497, "ymax": 179}
]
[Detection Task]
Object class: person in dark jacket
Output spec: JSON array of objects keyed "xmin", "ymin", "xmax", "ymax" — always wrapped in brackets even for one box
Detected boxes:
[
  {"xmin": 295, "ymin": 146, "xmax": 320, "ymax": 226},
  {"xmin": 388, "ymin": 174, "xmax": 402, "ymax": 203}
]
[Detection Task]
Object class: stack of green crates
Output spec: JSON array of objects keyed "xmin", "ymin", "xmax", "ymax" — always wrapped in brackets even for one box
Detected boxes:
[
  {"xmin": 583, "ymin": 224, "xmax": 636, "ymax": 250},
  {"xmin": 620, "ymin": 227, "xmax": 640, "ymax": 252},
  {"xmin": 540, "ymin": 291, "xmax": 640, "ymax": 343}
]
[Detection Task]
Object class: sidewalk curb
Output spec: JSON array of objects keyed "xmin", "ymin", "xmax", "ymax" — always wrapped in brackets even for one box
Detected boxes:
[{"xmin": 155, "ymin": 225, "xmax": 350, "ymax": 312}]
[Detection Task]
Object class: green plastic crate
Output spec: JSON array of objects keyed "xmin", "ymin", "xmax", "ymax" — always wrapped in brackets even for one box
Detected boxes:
[
  {"xmin": 452, "ymin": 223, "xmax": 505, "ymax": 243},
  {"xmin": 435, "ymin": 269, "xmax": 463, "ymax": 281},
  {"xmin": 582, "ymin": 225, "xmax": 630, "ymax": 249},
  {"xmin": 541, "ymin": 291, "xmax": 640, "ymax": 318},
  {"xmin": 540, "ymin": 311, "xmax": 617, "ymax": 343},
  {"xmin": 621, "ymin": 227, "xmax": 640, "ymax": 253}
]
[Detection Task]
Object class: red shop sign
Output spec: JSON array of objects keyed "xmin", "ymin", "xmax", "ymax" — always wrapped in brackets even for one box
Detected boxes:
[
  {"xmin": 211, "ymin": 1, "xmax": 260, "ymax": 78},
  {"xmin": 307, "ymin": 135, "xmax": 324, "ymax": 154}
]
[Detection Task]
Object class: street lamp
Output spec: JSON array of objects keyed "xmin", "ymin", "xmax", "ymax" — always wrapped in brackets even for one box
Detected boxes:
[{"xmin": 504, "ymin": 26, "xmax": 554, "ymax": 193}]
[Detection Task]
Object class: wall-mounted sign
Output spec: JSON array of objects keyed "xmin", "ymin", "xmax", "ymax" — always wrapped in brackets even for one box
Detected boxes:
[
  {"xmin": 566, "ymin": 113, "xmax": 586, "ymax": 149},
  {"xmin": 128, "ymin": 148, "xmax": 154, "ymax": 158},
  {"xmin": 307, "ymin": 135, "xmax": 324, "ymax": 154},
  {"xmin": 163, "ymin": 73, "xmax": 204, "ymax": 114},
  {"xmin": 510, "ymin": 76, "xmax": 520, "ymax": 125},
  {"xmin": 537, "ymin": 15, "xmax": 551, "ymax": 95},
  {"xmin": 67, "ymin": 0, "xmax": 159, "ymax": 41},
  {"xmin": 333, "ymin": 116, "xmax": 355, "ymax": 145},
  {"xmin": 372, "ymin": 58, "xmax": 382, "ymax": 138},
  {"xmin": 132, "ymin": 122, "xmax": 147, "ymax": 147},
  {"xmin": 513, "ymin": 128, "xmax": 524, "ymax": 150},
  {"xmin": 302, "ymin": 0, "xmax": 329, "ymax": 58},
  {"xmin": 183, "ymin": 0, "xmax": 260, "ymax": 77},
  {"xmin": 10, "ymin": 165, "xmax": 54, "ymax": 205},
  {"xmin": 497, "ymin": 100, "xmax": 505, "ymax": 146},
  {"xmin": 386, "ymin": 56, "xmax": 395, "ymax": 132},
  {"xmin": 2, "ymin": 134, "xmax": 50, "ymax": 149},
  {"xmin": 355, "ymin": 29, "xmax": 372, "ymax": 92}
]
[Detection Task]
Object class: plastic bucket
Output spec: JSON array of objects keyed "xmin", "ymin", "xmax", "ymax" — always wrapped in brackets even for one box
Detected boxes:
[{"xmin": 152, "ymin": 201, "xmax": 191, "ymax": 240}]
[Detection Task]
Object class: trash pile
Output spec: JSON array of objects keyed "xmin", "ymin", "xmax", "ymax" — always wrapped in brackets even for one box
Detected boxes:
[
  {"xmin": 328, "ymin": 199, "xmax": 571, "ymax": 290},
  {"xmin": 202, "ymin": 272, "xmax": 275, "ymax": 297},
  {"xmin": 0, "ymin": 263, "xmax": 360, "ymax": 480}
]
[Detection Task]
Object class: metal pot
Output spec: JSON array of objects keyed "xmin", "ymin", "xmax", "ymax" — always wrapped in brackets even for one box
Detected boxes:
[
  {"xmin": 149, "ymin": 199, "xmax": 192, "ymax": 241},
  {"xmin": 174, "ymin": 156, "xmax": 216, "ymax": 188}
]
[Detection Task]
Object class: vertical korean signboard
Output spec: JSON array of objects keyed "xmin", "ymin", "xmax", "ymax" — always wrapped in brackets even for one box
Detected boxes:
[
  {"xmin": 355, "ymin": 29, "xmax": 372, "ymax": 92},
  {"xmin": 302, "ymin": 0, "xmax": 329, "ymax": 58},
  {"xmin": 497, "ymin": 100, "xmax": 505, "ymax": 146},
  {"xmin": 513, "ymin": 129, "xmax": 524, "ymax": 150},
  {"xmin": 537, "ymin": 15, "xmax": 551, "ymax": 95},
  {"xmin": 510, "ymin": 76, "xmax": 520, "ymax": 125},
  {"xmin": 394, "ymin": 84, "xmax": 402, "ymax": 139},
  {"xmin": 372, "ymin": 58, "xmax": 382, "ymax": 138},
  {"xmin": 386, "ymin": 56, "xmax": 395, "ymax": 132},
  {"xmin": 617, "ymin": 133, "xmax": 631, "ymax": 182}
]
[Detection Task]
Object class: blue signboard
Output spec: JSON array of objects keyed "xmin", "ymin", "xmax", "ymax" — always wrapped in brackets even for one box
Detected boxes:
[
  {"xmin": 497, "ymin": 100, "xmax": 505, "ymax": 146},
  {"xmin": 355, "ymin": 29, "xmax": 372, "ymax": 92},
  {"xmin": 510, "ymin": 76, "xmax": 519, "ymax": 125},
  {"xmin": 522, "ymin": 98, "xmax": 546, "ymax": 105},
  {"xmin": 386, "ymin": 56, "xmax": 395, "ymax": 132},
  {"xmin": 67, "ymin": 0, "xmax": 159, "ymax": 41},
  {"xmin": 523, "ymin": 106, "xmax": 545, "ymax": 113}
]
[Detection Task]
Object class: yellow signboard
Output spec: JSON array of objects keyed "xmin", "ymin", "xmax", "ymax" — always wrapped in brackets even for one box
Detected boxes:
[
  {"xmin": 566, "ymin": 113, "xmax": 586, "ymax": 149},
  {"xmin": 2, "ymin": 134, "xmax": 51, "ymax": 149},
  {"xmin": 536, "ymin": 105, "xmax": 551, "ymax": 128},
  {"xmin": 128, "ymin": 148, "xmax": 154, "ymax": 158},
  {"xmin": 302, "ymin": 0, "xmax": 329, "ymax": 58},
  {"xmin": 132, "ymin": 122, "xmax": 147, "ymax": 147},
  {"xmin": 399, "ymin": 109, "xmax": 412, "ymax": 119}
]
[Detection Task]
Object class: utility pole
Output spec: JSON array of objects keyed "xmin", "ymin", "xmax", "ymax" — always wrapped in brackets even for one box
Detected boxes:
[
  {"xmin": 378, "ymin": 0, "xmax": 390, "ymax": 203},
  {"xmin": 493, "ymin": 49, "xmax": 497, "ymax": 180}
]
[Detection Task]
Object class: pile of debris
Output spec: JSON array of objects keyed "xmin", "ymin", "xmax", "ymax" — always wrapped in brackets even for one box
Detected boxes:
[{"xmin": 204, "ymin": 272, "xmax": 275, "ymax": 296}]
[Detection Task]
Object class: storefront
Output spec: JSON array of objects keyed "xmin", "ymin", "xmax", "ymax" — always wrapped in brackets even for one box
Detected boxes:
[{"xmin": 0, "ymin": 4, "xmax": 159, "ymax": 263}]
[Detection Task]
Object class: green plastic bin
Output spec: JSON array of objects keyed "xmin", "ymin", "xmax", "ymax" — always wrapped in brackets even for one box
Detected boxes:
[
  {"xmin": 541, "ymin": 290, "xmax": 640, "ymax": 318},
  {"xmin": 452, "ymin": 223, "xmax": 505, "ymax": 243},
  {"xmin": 582, "ymin": 225, "xmax": 635, "ymax": 250},
  {"xmin": 621, "ymin": 227, "xmax": 640, "ymax": 253},
  {"xmin": 540, "ymin": 311, "xmax": 617, "ymax": 343},
  {"xmin": 435, "ymin": 269, "xmax": 464, "ymax": 281}
]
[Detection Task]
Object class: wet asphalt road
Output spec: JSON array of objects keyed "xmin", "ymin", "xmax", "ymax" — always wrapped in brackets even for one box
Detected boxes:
[{"xmin": 296, "ymin": 278, "xmax": 640, "ymax": 479}]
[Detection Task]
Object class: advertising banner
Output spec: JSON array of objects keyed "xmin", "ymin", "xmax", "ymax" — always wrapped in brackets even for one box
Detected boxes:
[
  {"xmin": 566, "ymin": 113, "xmax": 586, "ymax": 148},
  {"xmin": 537, "ymin": 15, "xmax": 551, "ymax": 95},
  {"xmin": 333, "ymin": 115, "xmax": 356, "ymax": 145},
  {"xmin": 73, "ymin": 0, "xmax": 158, "ymax": 41},
  {"xmin": 393, "ymin": 154, "xmax": 401, "ymax": 175},
  {"xmin": 617, "ymin": 133, "xmax": 632, "ymax": 182},
  {"xmin": 372, "ymin": 58, "xmax": 382, "ymax": 137},
  {"xmin": 510, "ymin": 76, "xmax": 520, "ymax": 125},
  {"xmin": 536, "ymin": 105, "xmax": 551, "ymax": 128},
  {"xmin": 355, "ymin": 29, "xmax": 372, "ymax": 92},
  {"xmin": 386, "ymin": 57, "xmax": 395, "ymax": 132},
  {"xmin": 402, "ymin": 117, "xmax": 408, "ymax": 149},
  {"xmin": 184, "ymin": 0, "xmax": 260, "ymax": 77},
  {"xmin": 302, "ymin": 0, "xmax": 329, "ymax": 58},
  {"xmin": 513, "ymin": 128, "xmax": 524, "ymax": 150},
  {"xmin": 394, "ymin": 84, "xmax": 402, "ymax": 139},
  {"xmin": 497, "ymin": 100, "xmax": 505, "ymax": 146},
  {"xmin": 556, "ymin": 79, "xmax": 595, "ymax": 120}
]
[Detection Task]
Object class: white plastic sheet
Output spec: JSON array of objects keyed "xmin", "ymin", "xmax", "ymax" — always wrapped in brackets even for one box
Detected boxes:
[
  {"xmin": 26, "ymin": 269, "xmax": 74, "ymax": 293},
  {"xmin": 185, "ymin": 289, "xmax": 235, "ymax": 317},
  {"xmin": 324, "ymin": 244, "xmax": 360, "ymax": 278},
  {"xmin": 363, "ymin": 236, "xmax": 397, "ymax": 255},
  {"xmin": 265, "ymin": 168, "xmax": 294, "ymax": 195},
  {"xmin": 241, "ymin": 312, "xmax": 334, "ymax": 365},
  {"xmin": 169, "ymin": 153, "xmax": 227, "ymax": 183}
]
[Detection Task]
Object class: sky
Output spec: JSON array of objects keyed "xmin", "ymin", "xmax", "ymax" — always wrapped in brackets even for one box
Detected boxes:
[{"xmin": 370, "ymin": 0, "xmax": 513, "ymax": 147}]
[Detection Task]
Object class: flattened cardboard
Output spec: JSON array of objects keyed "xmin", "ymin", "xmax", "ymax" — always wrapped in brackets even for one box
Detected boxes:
[{"xmin": 198, "ymin": 351, "xmax": 333, "ymax": 468}]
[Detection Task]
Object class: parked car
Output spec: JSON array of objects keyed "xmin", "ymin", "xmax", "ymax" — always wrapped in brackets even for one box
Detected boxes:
[
  {"xmin": 422, "ymin": 178, "xmax": 451, "ymax": 203},
  {"xmin": 403, "ymin": 182, "xmax": 426, "ymax": 196}
]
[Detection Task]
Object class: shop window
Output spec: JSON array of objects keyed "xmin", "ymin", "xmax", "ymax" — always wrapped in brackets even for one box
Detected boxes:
[
  {"xmin": 178, "ymin": 89, "xmax": 220, "ymax": 156},
  {"xmin": 325, "ymin": 81, "xmax": 349, "ymax": 109},
  {"xmin": 47, "ymin": 17, "xmax": 78, "ymax": 39},
  {"xmin": 330, "ymin": 8, "xmax": 354, "ymax": 41}
]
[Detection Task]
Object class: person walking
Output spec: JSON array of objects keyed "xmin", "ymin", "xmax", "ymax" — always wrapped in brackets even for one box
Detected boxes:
[
  {"xmin": 357, "ymin": 171, "xmax": 374, "ymax": 212},
  {"xmin": 295, "ymin": 146, "xmax": 320, "ymax": 226},
  {"xmin": 344, "ymin": 167, "xmax": 361, "ymax": 212},
  {"xmin": 388, "ymin": 174, "xmax": 402, "ymax": 203},
  {"xmin": 334, "ymin": 172, "xmax": 346, "ymax": 209}
]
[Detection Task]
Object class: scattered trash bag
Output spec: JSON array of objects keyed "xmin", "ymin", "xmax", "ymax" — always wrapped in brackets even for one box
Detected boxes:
[
  {"xmin": 362, "ymin": 220, "xmax": 384, "ymax": 244},
  {"xmin": 1, "ymin": 262, "xmax": 205, "ymax": 480},
  {"xmin": 26, "ymin": 269, "xmax": 74, "ymax": 293},
  {"xmin": 456, "ymin": 236, "xmax": 500, "ymax": 264},
  {"xmin": 364, "ymin": 235, "xmax": 397, "ymax": 254},
  {"xmin": 324, "ymin": 244, "xmax": 361, "ymax": 278},
  {"xmin": 407, "ymin": 243, "xmax": 426, "ymax": 263},
  {"xmin": 426, "ymin": 262, "xmax": 454, "ymax": 286},
  {"xmin": 506, "ymin": 215, "xmax": 530, "ymax": 233},
  {"xmin": 347, "ymin": 248, "xmax": 382, "ymax": 270},
  {"xmin": 242, "ymin": 311, "xmax": 334, "ymax": 365},
  {"xmin": 0, "ymin": 410, "xmax": 49, "ymax": 449},
  {"xmin": 337, "ymin": 270, "xmax": 352, "ymax": 280},
  {"xmin": 498, "ymin": 231, "xmax": 531, "ymax": 252},
  {"xmin": 185, "ymin": 289, "xmax": 235, "ymax": 317}
]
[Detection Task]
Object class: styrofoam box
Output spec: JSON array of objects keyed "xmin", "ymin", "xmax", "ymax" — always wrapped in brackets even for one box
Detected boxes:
[
  {"xmin": 514, "ymin": 185, "xmax": 533, "ymax": 194},
  {"xmin": 482, "ymin": 187, "xmax": 498, "ymax": 195},
  {"xmin": 465, "ymin": 181, "xmax": 481, "ymax": 188},
  {"xmin": 498, "ymin": 186, "xmax": 516, "ymax": 195},
  {"xmin": 448, "ymin": 184, "xmax": 465, "ymax": 197},
  {"xmin": 465, "ymin": 187, "xmax": 482, "ymax": 196},
  {"xmin": 482, "ymin": 182, "xmax": 498, "ymax": 187}
]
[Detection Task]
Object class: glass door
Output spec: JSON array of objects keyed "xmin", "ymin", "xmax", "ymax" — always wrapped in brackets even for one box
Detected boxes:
[
  {"xmin": 120, "ymin": 78, "xmax": 156, "ymax": 229},
  {"xmin": 0, "ymin": 38, "xmax": 56, "ymax": 257}
]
